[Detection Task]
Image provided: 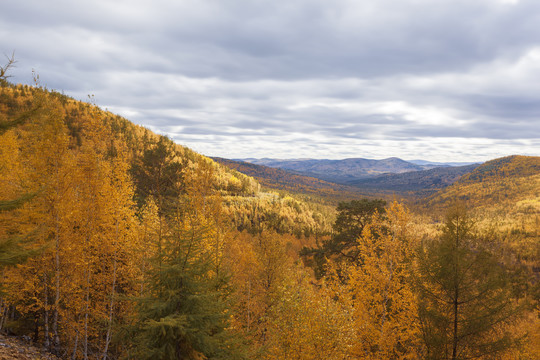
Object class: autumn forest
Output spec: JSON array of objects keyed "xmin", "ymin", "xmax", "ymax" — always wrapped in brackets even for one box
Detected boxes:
[{"xmin": 0, "ymin": 70, "xmax": 539, "ymax": 359}]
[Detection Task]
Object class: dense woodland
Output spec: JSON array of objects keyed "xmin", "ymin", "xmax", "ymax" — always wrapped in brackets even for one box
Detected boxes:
[{"xmin": 0, "ymin": 71, "xmax": 538, "ymax": 360}]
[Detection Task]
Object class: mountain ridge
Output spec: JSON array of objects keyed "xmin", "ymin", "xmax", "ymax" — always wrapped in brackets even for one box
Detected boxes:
[
  {"xmin": 212, "ymin": 157, "xmax": 380, "ymax": 204},
  {"xmin": 238, "ymin": 156, "xmax": 474, "ymax": 184},
  {"xmin": 347, "ymin": 163, "xmax": 480, "ymax": 196}
]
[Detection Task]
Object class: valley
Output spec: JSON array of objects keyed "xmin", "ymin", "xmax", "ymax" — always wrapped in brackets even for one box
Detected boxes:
[
  {"xmin": 0, "ymin": 81, "xmax": 538, "ymax": 359},
  {"xmin": 226, "ymin": 157, "xmax": 481, "ymax": 199}
]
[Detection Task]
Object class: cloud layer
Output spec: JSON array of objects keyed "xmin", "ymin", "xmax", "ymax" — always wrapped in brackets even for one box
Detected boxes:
[{"xmin": 2, "ymin": 0, "xmax": 540, "ymax": 161}]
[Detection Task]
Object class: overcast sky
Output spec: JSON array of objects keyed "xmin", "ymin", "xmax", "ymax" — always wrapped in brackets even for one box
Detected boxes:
[{"xmin": 2, "ymin": 0, "xmax": 540, "ymax": 161}]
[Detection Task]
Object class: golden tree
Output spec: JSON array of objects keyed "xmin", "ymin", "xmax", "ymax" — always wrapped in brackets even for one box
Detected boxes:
[{"xmin": 330, "ymin": 201, "xmax": 421, "ymax": 359}]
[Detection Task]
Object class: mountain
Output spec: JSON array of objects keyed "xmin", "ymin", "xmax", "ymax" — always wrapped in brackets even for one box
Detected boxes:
[
  {"xmin": 240, "ymin": 157, "xmax": 426, "ymax": 183},
  {"xmin": 348, "ymin": 163, "xmax": 480, "ymax": 196},
  {"xmin": 407, "ymin": 159, "xmax": 479, "ymax": 167},
  {"xmin": 423, "ymin": 155, "xmax": 540, "ymax": 271},
  {"xmin": 0, "ymin": 82, "xmax": 332, "ymax": 237},
  {"xmin": 426, "ymin": 155, "xmax": 540, "ymax": 210},
  {"xmin": 421, "ymin": 155, "xmax": 540, "ymax": 231},
  {"xmin": 220, "ymin": 157, "xmax": 479, "ymax": 200},
  {"xmin": 212, "ymin": 157, "xmax": 379, "ymax": 204}
]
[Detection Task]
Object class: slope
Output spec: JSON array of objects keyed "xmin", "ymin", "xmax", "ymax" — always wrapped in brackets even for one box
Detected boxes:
[
  {"xmin": 349, "ymin": 163, "xmax": 479, "ymax": 197},
  {"xmin": 0, "ymin": 82, "xmax": 334, "ymax": 236},
  {"xmin": 242, "ymin": 157, "xmax": 425, "ymax": 183},
  {"xmin": 426, "ymin": 155, "xmax": 540, "ymax": 210},
  {"xmin": 424, "ymin": 155, "xmax": 540, "ymax": 270},
  {"xmin": 213, "ymin": 157, "xmax": 380, "ymax": 204}
]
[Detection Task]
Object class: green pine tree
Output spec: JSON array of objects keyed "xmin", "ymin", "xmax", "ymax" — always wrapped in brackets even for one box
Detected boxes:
[
  {"xmin": 130, "ymin": 136, "xmax": 185, "ymax": 215},
  {"xmin": 301, "ymin": 198, "xmax": 386, "ymax": 278},
  {"xmin": 129, "ymin": 210, "xmax": 243, "ymax": 360}
]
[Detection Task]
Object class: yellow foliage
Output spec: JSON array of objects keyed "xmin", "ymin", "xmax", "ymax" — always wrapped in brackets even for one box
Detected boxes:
[{"xmin": 329, "ymin": 201, "xmax": 422, "ymax": 359}]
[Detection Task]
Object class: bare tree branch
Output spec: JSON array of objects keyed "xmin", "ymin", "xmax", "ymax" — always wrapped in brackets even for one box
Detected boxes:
[{"xmin": 0, "ymin": 51, "xmax": 16, "ymax": 80}]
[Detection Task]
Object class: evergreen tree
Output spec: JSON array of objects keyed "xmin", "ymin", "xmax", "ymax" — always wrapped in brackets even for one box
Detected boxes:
[
  {"xmin": 301, "ymin": 198, "xmax": 386, "ymax": 278},
  {"xmin": 129, "ymin": 172, "xmax": 243, "ymax": 359},
  {"xmin": 130, "ymin": 136, "xmax": 184, "ymax": 215},
  {"xmin": 416, "ymin": 205, "xmax": 522, "ymax": 360}
]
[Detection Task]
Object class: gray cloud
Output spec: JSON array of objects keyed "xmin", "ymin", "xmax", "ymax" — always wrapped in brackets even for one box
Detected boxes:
[{"xmin": 2, "ymin": 0, "xmax": 540, "ymax": 162}]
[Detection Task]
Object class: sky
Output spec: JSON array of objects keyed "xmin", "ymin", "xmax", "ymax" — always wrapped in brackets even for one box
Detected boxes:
[{"xmin": 2, "ymin": 0, "xmax": 540, "ymax": 162}]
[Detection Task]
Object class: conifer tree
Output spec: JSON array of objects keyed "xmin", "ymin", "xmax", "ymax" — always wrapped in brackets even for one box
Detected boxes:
[
  {"xmin": 131, "ymin": 218, "xmax": 239, "ymax": 359},
  {"xmin": 129, "ymin": 165, "xmax": 243, "ymax": 360},
  {"xmin": 131, "ymin": 136, "xmax": 184, "ymax": 215},
  {"xmin": 416, "ymin": 205, "xmax": 522, "ymax": 360},
  {"xmin": 302, "ymin": 198, "xmax": 386, "ymax": 278}
]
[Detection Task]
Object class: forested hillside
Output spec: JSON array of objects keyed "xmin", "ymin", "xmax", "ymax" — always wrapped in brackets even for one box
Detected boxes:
[
  {"xmin": 1, "ymin": 78, "xmax": 538, "ymax": 360},
  {"xmin": 427, "ymin": 155, "xmax": 540, "ymax": 208},
  {"xmin": 212, "ymin": 157, "xmax": 377, "ymax": 204},
  {"xmin": 425, "ymin": 155, "xmax": 540, "ymax": 275},
  {"xmin": 348, "ymin": 163, "xmax": 479, "ymax": 197}
]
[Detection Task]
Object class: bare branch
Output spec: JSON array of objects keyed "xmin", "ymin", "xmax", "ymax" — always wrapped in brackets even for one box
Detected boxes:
[{"xmin": 0, "ymin": 51, "xmax": 16, "ymax": 80}]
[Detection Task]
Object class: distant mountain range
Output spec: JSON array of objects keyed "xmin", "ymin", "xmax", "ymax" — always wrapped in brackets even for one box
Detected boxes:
[
  {"xmin": 407, "ymin": 159, "xmax": 479, "ymax": 167},
  {"xmin": 238, "ymin": 157, "xmax": 480, "ymax": 184},
  {"xmin": 348, "ymin": 164, "xmax": 480, "ymax": 196},
  {"xmin": 224, "ymin": 157, "xmax": 483, "ymax": 199},
  {"xmin": 212, "ymin": 157, "xmax": 374, "ymax": 204}
]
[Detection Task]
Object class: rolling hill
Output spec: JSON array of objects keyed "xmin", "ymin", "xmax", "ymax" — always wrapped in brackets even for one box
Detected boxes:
[
  {"xmin": 228, "ymin": 157, "xmax": 481, "ymax": 199},
  {"xmin": 426, "ymin": 155, "xmax": 540, "ymax": 210},
  {"xmin": 212, "ymin": 157, "xmax": 380, "ymax": 204},
  {"xmin": 423, "ymin": 155, "xmax": 540, "ymax": 274},
  {"xmin": 241, "ymin": 157, "xmax": 427, "ymax": 183},
  {"xmin": 348, "ymin": 163, "xmax": 480, "ymax": 197}
]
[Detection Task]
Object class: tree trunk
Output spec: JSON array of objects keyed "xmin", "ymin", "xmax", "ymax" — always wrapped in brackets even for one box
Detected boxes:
[
  {"xmin": 84, "ymin": 247, "xmax": 91, "ymax": 360},
  {"xmin": 71, "ymin": 329, "xmax": 79, "ymax": 360},
  {"xmin": 452, "ymin": 287, "xmax": 459, "ymax": 360},
  {"xmin": 43, "ymin": 274, "xmax": 50, "ymax": 349},
  {"xmin": 101, "ymin": 222, "xmax": 119, "ymax": 360},
  {"xmin": 0, "ymin": 299, "xmax": 5, "ymax": 331},
  {"xmin": 451, "ymin": 220, "xmax": 460, "ymax": 360},
  {"xmin": 52, "ymin": 212, "xmax": 61, "ymax": 354}
]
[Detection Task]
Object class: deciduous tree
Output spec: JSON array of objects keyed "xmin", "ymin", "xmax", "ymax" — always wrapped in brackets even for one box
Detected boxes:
[{"xmin": 416, "ymin": 205, "xmax": 523, "ymax": 360}]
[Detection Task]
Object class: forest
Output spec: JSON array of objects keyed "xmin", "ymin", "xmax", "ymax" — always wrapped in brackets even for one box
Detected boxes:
[{"xmin": 0, "ymin": 71, "xmax": 539, "ymax": 359}]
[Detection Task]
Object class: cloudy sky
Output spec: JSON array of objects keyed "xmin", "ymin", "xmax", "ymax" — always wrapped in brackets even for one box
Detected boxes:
[{"xmin": 2, "ymin": 0, "xmax": 540, "ymax": 162}]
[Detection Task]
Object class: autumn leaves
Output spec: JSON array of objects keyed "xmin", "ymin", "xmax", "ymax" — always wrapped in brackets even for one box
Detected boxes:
[{"xmin": 0, "ymin": 82, "xmax": 537, "ymax": 359}]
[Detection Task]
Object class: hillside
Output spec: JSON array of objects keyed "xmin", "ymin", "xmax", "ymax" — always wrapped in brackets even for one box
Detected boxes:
[
  {"xmin": 0, "ymin": 80, "xmax": 339, "ymax": 359},
  {"xmin": 0, "ymin": 82, "xmax": 332, "ymax": 237},
  {"xmin": 213, "ymin": 157, "xmax": 379, "ymax": 204},
  {"xmin": 241, "ymin": 157, "xmax": 426, "ymax": 183},
  {"xmin": 426, "ymin": 155, "xmax": 540, "ymax": 210},
  {"xmin": 349, "ymin": 163, "xmax": 479, "ymax": 197},
  {"xmin": 424, "ymin": 155, "xmax": 540, "ymax": 270}
]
